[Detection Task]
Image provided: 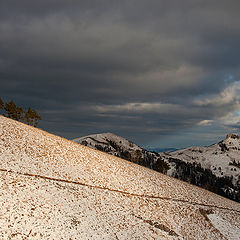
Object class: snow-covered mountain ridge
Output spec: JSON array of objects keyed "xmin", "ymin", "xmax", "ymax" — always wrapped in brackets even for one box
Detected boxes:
[
  {"xmin": 74, "ymin": 132, "xmax": 240, "ymax": 202},
  {"xmin": 74, "ymin": 132, "xmax": 152, "ymax": 167},
  {"xmin": 165, "ymin": 134, "xmax": 240, "ymax": 180},
  {"xmin": 1, "ymin": 115, "xmax": 240, "ymax": 239},
  {"xmin": 74, "ymin": 133, "xmax": 170, "ymax": 174},
  {"xmin": 74, "ymin": 132, "xmax": 143, "ymax": 156},
  {"xmin": 161, "ymin": 134, "xmax": 240, "ymax": 202}
]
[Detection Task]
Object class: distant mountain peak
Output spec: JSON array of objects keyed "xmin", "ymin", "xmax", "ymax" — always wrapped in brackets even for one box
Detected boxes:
[{"xmin": 73, "ymin": 132, "xmax": 142, "ymax": 152}]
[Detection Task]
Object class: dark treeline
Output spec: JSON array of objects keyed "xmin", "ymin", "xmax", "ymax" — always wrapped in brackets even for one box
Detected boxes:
[
  {"xmin": 85, "ymin": 136, "xmax": 240, "ymax": 203},
  {"xmin": 0, "ymin": 98, "xmax": 41, "ymax": 127},
  {"xmin": 87, "ymin": 138, "xmax": 170, "ymax": 174},
  {"xmin": 167, "ymin": 157, "xmax": 240, "ymax": 202}
]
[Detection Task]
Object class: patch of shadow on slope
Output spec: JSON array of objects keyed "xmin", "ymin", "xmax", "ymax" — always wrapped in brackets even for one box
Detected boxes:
[
  {"xmin": 199, "ymin": 208, "xmax": 225, "ymax": 238},
  {"xmin": 133, "ymin": 214, "xmax": 179, "ymax": 237},
  {"xmin": 199, "ymin": 208, "xmax": 214, "ymax": 222}
]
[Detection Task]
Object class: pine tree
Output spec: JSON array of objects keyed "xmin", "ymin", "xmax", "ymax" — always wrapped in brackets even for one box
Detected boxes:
[
  {"xmin": 0, "ymin": 98, "xmax": 4, "ymax": 110},
  {"xmin": 32, "ymin": 109, "xmax": 42, "ymax": 127},
  {"xmin": 16, "ymin": 106, "xmax": 24, "ymax": 121},
  {"xmin": 4, "ymin": 100, "xmax": 25, "ymax": 121},
  {"xmin": 25, "ymin": 108, "xmax": 34, "ymax": 125},
  {"xmin": 4, "ymin": 100, "xmax": 17, "ymax": 119},
  {"xmin": 3, "ymin": 100, "xmax": 41, "ymax": 126}
]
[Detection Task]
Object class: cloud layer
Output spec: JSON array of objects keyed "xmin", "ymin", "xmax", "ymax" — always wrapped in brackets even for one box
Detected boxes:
[{"xmin": 1, "ymin": 1, "xmax": 240, "ymax": 147}]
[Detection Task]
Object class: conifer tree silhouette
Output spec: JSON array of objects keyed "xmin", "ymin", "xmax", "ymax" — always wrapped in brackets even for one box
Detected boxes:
[
  {"xmin": 4, "ymin": 100, "xmax": 17, "ymax": 119},
  {"xmin": 33, "ymin": 109, "xmax": 42, "ymax": 127},
  {"xmin": 2, "ymin": 99, "xmax": 42, "ymax": 127},
  {"xmin": 0, "ymin": 98, "xmax": 4, "ymax": 109},
  {"xmin": 25, "ymin": 107, "xmax": 34, "ymax": 125}
]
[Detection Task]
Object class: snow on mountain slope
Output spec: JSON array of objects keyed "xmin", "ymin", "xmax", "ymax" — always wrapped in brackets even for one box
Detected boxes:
[
  {"xmin": 1, "ymin": 115, "xmax": 240, "ymax": 239},
  {"xmin": 74, "ymin": 132, "xmax": 143, "ymax": 155},
  {"xmin": 73, "ymin": 132, "xmax": 160, "ymax": 170},
  {"xmin": 164, "ymin": 134, "xmax": 240, "ymax": 185},
  {"xmin": 74, "ymin": 133, "xmax": 240, "ymax": 202}
]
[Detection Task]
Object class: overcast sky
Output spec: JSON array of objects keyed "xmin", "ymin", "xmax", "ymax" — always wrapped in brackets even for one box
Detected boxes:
[{"xmin": 1, "ymin": 0, "xmax": 240, "ymax": 148}]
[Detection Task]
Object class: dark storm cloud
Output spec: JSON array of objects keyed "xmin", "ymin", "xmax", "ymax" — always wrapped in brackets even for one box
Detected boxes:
[{"xmin": 1, "ymin": 0, "xmax": 240, "ymax": 147}]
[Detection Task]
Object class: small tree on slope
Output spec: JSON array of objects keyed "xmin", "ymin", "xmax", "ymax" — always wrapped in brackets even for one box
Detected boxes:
[
  {"xmin": 33, "ymin": 109, "xmax": 42, "ymax": 127},
  {"xmin": 25, "ymin": 108, "xmax": 34, "ymax": 125},
  {"xmin": 0, "ymin": 98, "xmax": 4, "ymax": 109},
  {"xmin": 4, "ymin": 100, "xmax": 18, "ymax": 119},
  {"xmin": 24, "ymin": 108, "xmax": 42, "ymax": 127}
]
